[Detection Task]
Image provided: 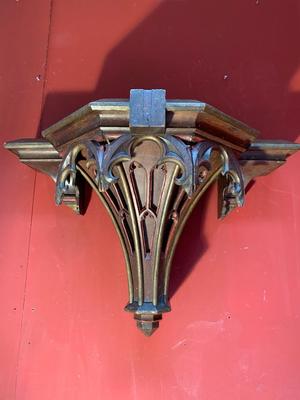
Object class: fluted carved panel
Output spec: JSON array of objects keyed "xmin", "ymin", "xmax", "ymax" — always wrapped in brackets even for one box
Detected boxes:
[{"xmin": 55, "ymin": 134, "xmax": 244, "ymax": 334}]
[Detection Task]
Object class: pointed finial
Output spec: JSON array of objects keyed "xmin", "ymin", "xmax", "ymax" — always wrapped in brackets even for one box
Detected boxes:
[{"xmin": 134, "ymin": 313, "xmax": 162, "ymax": 336}]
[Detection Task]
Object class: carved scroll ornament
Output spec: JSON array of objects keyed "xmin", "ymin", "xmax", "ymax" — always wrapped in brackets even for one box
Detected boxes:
[{"xmin": 5, "ymin": 89, "xmax": 300, "ymax": 335}]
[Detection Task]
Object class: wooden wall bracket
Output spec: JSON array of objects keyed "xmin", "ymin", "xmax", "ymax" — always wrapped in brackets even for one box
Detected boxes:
[{"xmin": 5, "ymin": 89, "xmax": 300, "ymax": 335}]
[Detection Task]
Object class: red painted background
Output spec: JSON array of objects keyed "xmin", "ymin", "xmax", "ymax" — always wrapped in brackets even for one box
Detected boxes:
[{"xmin": 1, "ymin": 1, "xmax": 300, "ymax": 399}]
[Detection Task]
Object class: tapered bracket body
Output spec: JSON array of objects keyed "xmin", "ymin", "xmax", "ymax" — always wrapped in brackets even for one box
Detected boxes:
[{"xmin": 5, "ymin": 89, "xmax": 300, "ymax": 335}]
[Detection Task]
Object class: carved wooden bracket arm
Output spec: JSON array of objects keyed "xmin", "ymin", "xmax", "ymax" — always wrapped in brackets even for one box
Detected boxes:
[{"xmin": 4, "ymin": 89, "xmax": 300, "ymax": 336}]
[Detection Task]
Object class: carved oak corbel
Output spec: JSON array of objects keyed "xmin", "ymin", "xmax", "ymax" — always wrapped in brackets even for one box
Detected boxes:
[{"xmin": 5, "ymin": 89, "xmax": 300, "ymax": 335}]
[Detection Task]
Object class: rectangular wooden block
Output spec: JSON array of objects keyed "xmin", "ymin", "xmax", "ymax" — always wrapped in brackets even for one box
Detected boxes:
[{"xmin": 129, "ymin": 89, "xmax": 166, "ymax": 134}]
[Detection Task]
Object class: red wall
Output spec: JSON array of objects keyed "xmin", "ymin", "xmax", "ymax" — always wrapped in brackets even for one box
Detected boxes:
[{"xmin": 1, "ymin": 1, "xmax": 300, "ymax": 399}]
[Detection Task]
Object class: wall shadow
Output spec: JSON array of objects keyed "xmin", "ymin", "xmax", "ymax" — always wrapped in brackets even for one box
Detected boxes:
[
  {"xmin": 39, "ymin": 0, "xmax": 300, "ymax": 298},
  {"xmin": 168, "ymin": 186, "xmax": 213, "ymax": 298}
]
